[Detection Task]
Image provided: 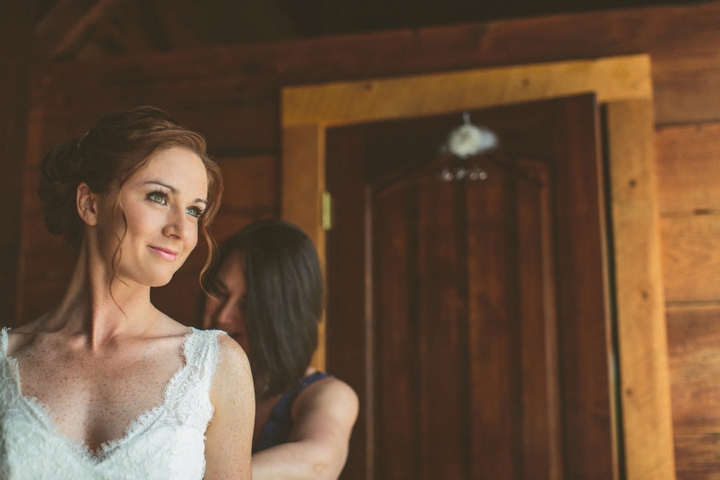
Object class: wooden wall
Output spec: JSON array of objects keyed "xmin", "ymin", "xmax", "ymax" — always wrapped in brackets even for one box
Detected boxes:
[
  {"xmin": 12, "ymin": 2, "xmax": 720, "ymax": 477},
  {"xmin": 657, "ymin": 123, "xmax": 720, "ymax": 479},
  {"xmin": 0, "ymin": 1, "xmax": 31, "ymax": 325}
]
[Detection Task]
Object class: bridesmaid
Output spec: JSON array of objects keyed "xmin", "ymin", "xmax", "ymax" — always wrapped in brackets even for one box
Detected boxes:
[{"xmin": 202, "ymin": 219, "xmax": 358, "ymax": 479}]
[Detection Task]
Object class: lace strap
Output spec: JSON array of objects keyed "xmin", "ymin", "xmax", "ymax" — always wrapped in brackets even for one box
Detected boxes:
[
  {"xmin": 0, "ymin": 327, "xmax": 9, "ymax": 357},
  {"xmin": 183, "ymin": 328, "xmax": 222, "ymax": 375}
]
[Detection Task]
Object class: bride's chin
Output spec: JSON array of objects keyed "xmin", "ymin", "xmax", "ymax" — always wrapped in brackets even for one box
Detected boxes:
[{"xmin": 147, "ymin": 271, "xmax": 178, "ymax": 288}]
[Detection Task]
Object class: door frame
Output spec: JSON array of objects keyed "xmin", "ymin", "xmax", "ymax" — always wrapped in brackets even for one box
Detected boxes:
[{"xmin": 280, "ymin": 55, "xmax": 674, "ymax": 479}]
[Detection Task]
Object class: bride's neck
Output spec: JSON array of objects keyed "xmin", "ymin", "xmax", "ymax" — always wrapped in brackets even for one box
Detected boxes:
[{"xmin": 48, "ymin": 237, "xmax": 157, "ymax": 346}]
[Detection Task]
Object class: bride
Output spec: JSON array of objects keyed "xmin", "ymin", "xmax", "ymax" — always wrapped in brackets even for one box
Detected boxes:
[{"xmin": 0, "ymin": 106, "xmax": 254, "ymax": 479}]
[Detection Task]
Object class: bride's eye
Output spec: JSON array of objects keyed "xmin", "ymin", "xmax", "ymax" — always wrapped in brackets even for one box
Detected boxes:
[
  {"xmin": 186, "ymin": 206, "xmax": 205, "ymax": 218},
  {"xmin": 148, "ymin": 191, "xmax": 168, "ymax": 205}
]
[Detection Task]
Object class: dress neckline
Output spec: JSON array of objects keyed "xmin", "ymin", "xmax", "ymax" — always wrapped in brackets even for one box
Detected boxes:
[{"xmin": 0, "ymin": 326, "xmax": 197, "ymax": 465}]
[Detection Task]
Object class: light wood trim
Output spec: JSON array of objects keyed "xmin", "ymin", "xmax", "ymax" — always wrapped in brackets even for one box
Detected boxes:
[
  {"xmin": 282, "ymin": 55, "xmax": 652, "ymax": 128},
  {"xmin": 606, "ymin": 100, "xmax": 675, "ymax": 479},
  {"xmin": 281, "ymin": 124, "xmax": 326, "ymax": 371},
  {"xmin": 281, "ymin": 55, "xmax": 674, "ymax": 479}
]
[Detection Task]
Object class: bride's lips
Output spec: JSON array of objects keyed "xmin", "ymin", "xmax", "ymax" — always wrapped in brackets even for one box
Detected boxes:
[{"xmin": 149, "ymin": 246, "xmax": 178, "ymax": 261}]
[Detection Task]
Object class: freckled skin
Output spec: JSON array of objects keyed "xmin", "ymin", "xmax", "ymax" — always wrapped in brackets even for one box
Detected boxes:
[{"xmin": 10, "ymin": 328, "xmax": 187, "ymax": 453}]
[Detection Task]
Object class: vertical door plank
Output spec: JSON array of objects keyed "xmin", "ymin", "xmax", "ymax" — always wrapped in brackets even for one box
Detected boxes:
[
  {"xmin": 466, "ymin": 161, "xmax": 520, "ymax": 479},
  {"xmin": 416, "ymin": 179, "xmax": 470, "ymax": 480},
  {"xmin": 374, "ymin": 187, "xmax": 420, "ymax": 479},
  {"xmin": 325, "ymin": 127, "xmax": 370, "ymax": 480},
  {"xmin": 515, "ymin": 160, "xmax": 562, "ymax": 480},
  {"xmin": 551, "ymin": 94, "xmax": 617, "ymax": 479}
]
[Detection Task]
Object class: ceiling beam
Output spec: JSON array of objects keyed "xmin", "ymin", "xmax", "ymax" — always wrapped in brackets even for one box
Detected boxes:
[{"xmin": 34, "ymin": 0, "xmax": 126, "ymax": 61}]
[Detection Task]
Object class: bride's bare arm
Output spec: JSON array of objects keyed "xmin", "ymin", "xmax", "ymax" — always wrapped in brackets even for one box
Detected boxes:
[{"xmin": 204, "ymin": 334, "xmax": 255, "ymax": 479}]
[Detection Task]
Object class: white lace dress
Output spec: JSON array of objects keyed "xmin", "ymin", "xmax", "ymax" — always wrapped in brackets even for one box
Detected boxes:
[{"xmin": 0, "ymin": 327, "xmax": 224, "ymax": 480}]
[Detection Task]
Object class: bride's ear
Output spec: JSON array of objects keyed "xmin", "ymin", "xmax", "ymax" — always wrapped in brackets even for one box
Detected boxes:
[{"xmin": 76, "ymin": 182, "xmax": 99, "ymax": 226}]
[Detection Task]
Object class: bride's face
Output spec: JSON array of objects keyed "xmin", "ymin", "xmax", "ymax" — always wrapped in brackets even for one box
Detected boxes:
[{"xmin": 95, "ymin": 147, "xmax": 209, "ymax": 287}]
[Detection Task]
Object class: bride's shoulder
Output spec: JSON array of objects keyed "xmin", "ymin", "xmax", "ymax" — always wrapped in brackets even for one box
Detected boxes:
[
  {"xmin": 2, "ymin": 319, "xmax": 43, "ymax": 357},
  {"xmin": 210, "ymin": 333, "xmax": 252, "ymax": 391},
  {"xmin": 6, "ymin": 311, "xmax": 53, "ymax": 334},
  {"xmin": 214, "ymin": 332, "xmax": 250, "ymax": 369}
]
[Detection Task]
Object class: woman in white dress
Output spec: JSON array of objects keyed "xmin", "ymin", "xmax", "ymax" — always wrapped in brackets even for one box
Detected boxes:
[{"xmin": 0, "ymin": 106, "xmax": 254, "ymax": 479}]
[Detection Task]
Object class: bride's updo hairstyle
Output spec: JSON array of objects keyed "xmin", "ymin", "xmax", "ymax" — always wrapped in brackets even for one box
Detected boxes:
[{"xmin": 38, "ymin": 106, "xmax": 223, "ymax": 284}]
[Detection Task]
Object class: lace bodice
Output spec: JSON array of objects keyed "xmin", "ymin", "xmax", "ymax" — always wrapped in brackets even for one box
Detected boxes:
[{"xmin": 0, "ymin": 327, "xmax": 224, "ymax": 480}]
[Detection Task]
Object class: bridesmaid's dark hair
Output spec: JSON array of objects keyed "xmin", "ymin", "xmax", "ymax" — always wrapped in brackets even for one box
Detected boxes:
[
  {"xmin": 206, "ymin": 220, "xmax": 323, "ymax": 401},
  {"xmin": 38, "ymin": 106, "xmax": 223, "ymax": 287}
]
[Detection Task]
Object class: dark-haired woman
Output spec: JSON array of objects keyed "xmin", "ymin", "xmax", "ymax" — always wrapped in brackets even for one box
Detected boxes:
[
  {"xmin": 0, "ymin": 107, "xmax": 254, "ymax": 479},
  {"xmin": 202, "ymin": 220, "xmax": 358, "ymax": 479}
]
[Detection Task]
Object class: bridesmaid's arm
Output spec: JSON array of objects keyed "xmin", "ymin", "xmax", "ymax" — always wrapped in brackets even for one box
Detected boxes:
[
  {"xmin": 252, "ymin": 378, "xmax": 358, "ymax": 480},
  {"xmin": 205, "ymin": 334, "xmax": 255, "ymax": 479}
]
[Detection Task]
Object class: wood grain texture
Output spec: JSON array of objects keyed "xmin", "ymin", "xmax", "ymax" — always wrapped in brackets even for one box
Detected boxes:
[
  {"xmin": 282, "ymin": 56, "xmax": 652, "ymax": 128},
  {"xmin": 416, "ymin": 180, "xmax": 470, "ymax": 479},
  {"xmin": 656, "ymin": 123, "xmax": 720, "ymax": 215},
  {"xmin": 373, "ymin": 186, "xmax": 419, "ymax": 479},
  {"xmin": 34, "ymin": 0, "xmax": 126, "ymax": 61},
  {"xmin": 0, "ymin": 0, "xmax": 31, "ymax": 326},
  {"xmin": 215, "ymin": 154, "xmax": 278, "ymax": 216},
  {"xmin": 325, "ymin": 126, "xmax": 370, "ymax": 480},
  {"xmin": 674, "ymin": 434, "xmax": 720, "ymax": 480},
  {"xmin": 550, "ymin": 95, "xmax": 616, "ymax": 480},
  {"xmin": 465, "ymin": 161, "xmax": 523, "ymax": 479},
  {"xmin": 281, "ymin": 124, "xmax": 326, "ymax": 370},
  {"xmin": 661, "ymin": 215, "xmax": 720, "ymax": 304},
  {"xmin": 606, "ymin": 100, "xmax": 675, "ymax": 480},
  {"xmin": 208, "ymin": 211, "xmax": 261, "ymax": 244},
  {"xmin": 281, "ymin": 59, "xmax": 659, "ymax": 479},
  {"xmin": 35, "ymin": 3, "xmax": 720, "ymax": 125},
  {"xmin": 667, "ymin": 305, "xmax": 720, "ymax": 435},
  {"xmin": 515, "ymin": 161, "xmax": 562, "ymax": 480}
]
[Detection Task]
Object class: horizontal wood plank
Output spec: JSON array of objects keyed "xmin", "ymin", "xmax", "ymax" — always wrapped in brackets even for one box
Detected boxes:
[
  {"xmin": 656, "ymin": 123, "xmax": 720, "ymax": 214},
  {"xmin": 661, "ymin": 214, "xmax": 720, "ymax": 303},
  {"xmin": 215, "ymin": 154, "xmax": 279, "ymax": 215},
  {"xmin": 674, "ymin": 434, "xmax": 720, "ymax": 479},
  {"xmin": 210, "ymin": 210, "xmax": 273, "ymax": 245},
  {"xmin": 667, "ymin": 305, "xmax": 720, "ymax": 434},
  {"xmin": 34, "ymin": 104, "xmax": 278, "ymax": 166},
  {"xmin": 282, "ymin": 56, "xmax": 651, "ymax": 127},
  {"xmin": 34, "ymin": 3, "xmax": 720, "ymax": 125}
]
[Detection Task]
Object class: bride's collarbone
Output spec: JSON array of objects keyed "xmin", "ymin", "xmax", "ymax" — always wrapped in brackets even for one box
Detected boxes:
[{"xmin": 9, "ymin": 333, "xmax": 189, "ymax": 449}]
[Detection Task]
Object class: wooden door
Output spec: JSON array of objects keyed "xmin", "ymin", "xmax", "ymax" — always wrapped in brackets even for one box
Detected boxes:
[
  {"xmin": 326, "ymin": 94, "xmax": 616, "ymax": 480},
  {"xmin": 374, "ymin": 155, "xmax": 559, "ymax": 479}
]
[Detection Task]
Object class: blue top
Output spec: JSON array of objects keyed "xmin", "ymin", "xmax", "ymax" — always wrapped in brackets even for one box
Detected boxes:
[{"xmin": 252, "ymin": 371, "xmax": 331, "ymax": 453}]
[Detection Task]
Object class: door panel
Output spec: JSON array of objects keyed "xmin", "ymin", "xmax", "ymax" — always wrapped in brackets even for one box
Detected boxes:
[
  {"xmin": 375, "ymin": 186, "xmax": 419, "ymax": 478},
  {"xmin": 326, "ymin": 93, "xmax": 615, "ymax": 480},
  {"xmin": 415, "ymin": 178, "xmax": 469, "ymax": 479},
  {"xmin": 374, "ymin": 157, "xmax": 558, "ymax": 479}
]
